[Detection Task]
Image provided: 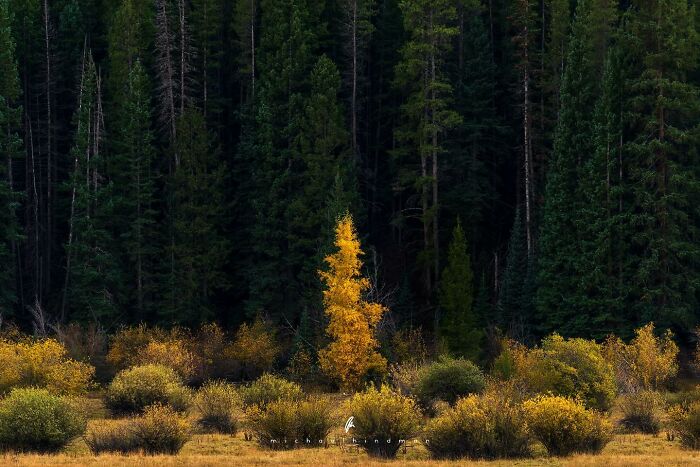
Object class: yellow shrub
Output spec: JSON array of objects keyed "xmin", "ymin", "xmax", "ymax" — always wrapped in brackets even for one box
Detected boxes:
[
  {"xmin": 0, "ymin": 339, "xmax": 94, "ymax": 395},
  {"xmin": 195, "ymin": 381, "xmax": 242, "ymax": 434},
  {"xmin": 106, "ymin": 325, "xmax": 169, "ymax": 371},
  {"xmin": 344, "ymin": 385, "xmax": 422, "ymax": 458},
  {"xmin": 604, "ymin": 323, "xmax": 678, "ymax": 392},
  {"xmin": 133, "ymin": 404, "xmax": 192, "ymax": 454},
  {"xmin": 226, "ymin": 318, "xmax": 279, "ymax": 380},
  {"xmin": 137, "ymin": 340, "xmax": 197, "ymax": 381},
  {"xmin": 618, "ymin": 390, "xmax": 663, "ymax": 434},
  {"xmin": 523, "ymin": 395, "xmax": 612, "ymax": 456},
  {"xmin": 497, "ymin": 335, "xmax": 616, "ymax": 411},
  {"xmin": 668, "ymin": 402, "xmax": 700, "ymax": 449},
  {"xmin": 426, "ymin": 390, "xmax": 530, "ymax": 460}
]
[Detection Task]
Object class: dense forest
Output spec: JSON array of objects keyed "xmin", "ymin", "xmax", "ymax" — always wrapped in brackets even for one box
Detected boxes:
[{"xmin": 0, "ymin": 0, "xmax": 698, "ymax": 353}]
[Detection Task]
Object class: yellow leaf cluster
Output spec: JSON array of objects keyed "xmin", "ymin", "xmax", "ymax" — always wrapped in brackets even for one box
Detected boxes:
[
  {"xmin": 0, "ymin": 338, "xmax": 94, "ymax": 395},
  {"xmin": 318, "ymin": 215, "xmax": 387, "ymax": 390}
]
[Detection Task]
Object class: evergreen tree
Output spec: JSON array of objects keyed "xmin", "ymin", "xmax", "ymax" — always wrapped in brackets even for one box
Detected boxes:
[
  {"xmin": 110, "ymin": 61, "xmax": 158, "ymax": 322},
  {"xmin": 623, "ymin": 0, "xmax": 700, "ymax": 329},
  {"xmin": 438, "ymin": 219, "xmax": 481, "ymax": 360},
  {"xmin": 536, "ymin": 0, "xmax": 616, "ymax": 336},
  {"xmin": 166, "ymin": 107, "xmax": 229, "ymax": 325},
  {"xmin": 0, "ymin": 0, "xmax": 22, "ymax": 317},
  {"xmin": 190, "ymin": 0, "xmax": 224, "ymax": 122},
  {"xmin": 499, "ymin": 206, "xmax": 533, "ymax": 339},
  {"xmin": 393, "ymin": 0, "xmax": 460, "ymax": 303},
  {"xmin": 62, "ymin": 52, "xmax": 121, "ymax": 325}
]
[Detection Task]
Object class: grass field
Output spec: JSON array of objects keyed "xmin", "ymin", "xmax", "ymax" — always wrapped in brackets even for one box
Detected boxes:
[{"xmin": 1, "ymin": 422, "xmax": 699, "ymax": 466}]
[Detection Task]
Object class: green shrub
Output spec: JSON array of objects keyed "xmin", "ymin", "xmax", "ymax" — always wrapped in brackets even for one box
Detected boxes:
[
  {"xmin": 132, "ymin": 404, "xmax": 192, "ymax": 454},
  {"xmin": 0, "ymin": 388, "xmax": 86, "ymax": 453},
  {"xmin": 502, "ymin": 334, "xmax": 617, "ymax": 411},
  {"xmin": 618, "ymin": 390, "xmax": 663, "ymax": 434},
  {"xmin": 240, "ymin": 374, "xmax": 303, "ymax": 409},
  {"xmin": 426, "ymin": 389, "xmax": 530, "ymax": 460},
  {"xmin": 523, "ymin": 395, "xmax": 612, "ymax": 456},
  {"xmin": 668, "ymin": 401, "xmax": 700, "ymax": 449},
  {"xmin": 195, "ymin": 381, "xmax": 242, "ymax": 434},
  {"xmin": 345, "ymin": 385, "xmax": 422, "ymax": 458},
  {"xmin": 415, "ymin": 357, "xmax": 485, "ymax": 407},
  {"xmin": 246, "ymin": 396, "xmax": 334, "ymax": 450},
  {"xmin": 105, "ymin": 364, "xmax": 191, "ymax": 415}
]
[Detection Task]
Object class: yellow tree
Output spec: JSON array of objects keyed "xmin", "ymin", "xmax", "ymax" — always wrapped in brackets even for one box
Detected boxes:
[{"xmin": 319, "ymin": 214, "xmax": 386, "ymax": 389}]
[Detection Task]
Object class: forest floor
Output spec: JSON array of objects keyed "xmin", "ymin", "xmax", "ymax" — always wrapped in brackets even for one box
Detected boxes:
[{"xmin": 2, "ymin": 395, "xmax": 700, "ymax": 466}]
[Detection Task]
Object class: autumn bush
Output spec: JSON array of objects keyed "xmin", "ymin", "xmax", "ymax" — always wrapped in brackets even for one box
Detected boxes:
[
  {"xmin": 195, "ymin": 381, "xmax": 242, "ymax": 434},
  {"xmin": 415, "ymin": 356, "xmax": 485, "ymax": 408},
  {"xmin": 668, "ymin": 401, "xmax": 700, "ymax": 449},
  {"xmin": 618, "ymin": 390, "xmax": 663, "ymax": 434},
  {"xmin": 500, "ymin": 334, "xmax": 617, "ymax": 411},
  {"xmin": 106, "ymin": 324, "xmax": 169, "ymax": 371},
  {"xmin": 604, "ymin": 323, "xmax": 678, "ymax": 393},
  {"xmin": 137, "ymin": 340, "xmax": 198, "ymax": 382},
  {"xmin": 105, "ymin": 364, "xmax": 191, "ymax": 415},
  {"xmin": 131, "ymin": 404, "xmax": 192, "ymax": 454},
  {"xmin": 344, "ymin": 385, "xmax": 422, "ymax": 458},
  {"xmin": 0, "ymin": 338, "xmax": 94, "ymax": 395},
  {"xmin": 226, "ymin": 318, "xmax": 279, "ymax": 380},
  {"xmin": 523, "ymin": 395, "xmax": 613, "ymax": 456},
  {"xmin": 389, "ymin": 361, "xmax": 423, "ymax": 396},
  {"xmin": 0, "ymin": 388, "xmax": 86, "ymax": 453},
  {"xmin": 84, "ymin": 419, "xmax": 139, "ymax": 454},
  {"xmin": 425, "ymin": 389, "xmax": 530, "ymax": 459},
  {"xmin": 247, "ymin": 396, "xmax": 334, "ymax": 450},
  {"xmin": 240, "ymin": 374, "xmax": 304, "ymax": 409},
  {"xmin": 54, "ymin": 323, "xmax": 109, "ymax": 383}
]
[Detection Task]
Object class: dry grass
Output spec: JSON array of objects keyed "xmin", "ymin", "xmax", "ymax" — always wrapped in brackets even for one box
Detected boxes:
[{"xmin": 0, "ymin": 429, "xmax": 698, "ymax": 466}]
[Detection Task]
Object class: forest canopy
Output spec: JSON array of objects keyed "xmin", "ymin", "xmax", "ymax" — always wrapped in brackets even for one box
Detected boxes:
[{"xmin": 0, "ymin": 0, "xmax": 698, "ymax": 354}]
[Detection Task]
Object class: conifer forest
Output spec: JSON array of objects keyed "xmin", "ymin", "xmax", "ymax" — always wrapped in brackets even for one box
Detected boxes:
[{"xmin": 0, "ymin": 0, "xmax": 699, "ymax": 352}]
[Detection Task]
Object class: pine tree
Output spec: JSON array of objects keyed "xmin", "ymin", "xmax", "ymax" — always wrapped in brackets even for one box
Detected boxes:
[
  {"xmin": 499, "ymin": 206, "xmax": 533, "ymax": 339},
  {"xmin": 318, "ymin": 214, "xmax": 386, "ymax": 390},
  {"xmin": 394, "ymin": 0, "xmax": 460, "ymax": 303},
  {"xmin": 438, "ymin": 219, "xmax": 481, "ymax": 360},
  {"xmin": 190, "ymin": 0, "xmax": 224, "ymax": 121},
  {"xmin": 0, "ymin": 0, "xmax": 22, "ymax": 318},
  {"xmin": 62, "ymin": 52, "xmax": 121, "ymax": 325},
  {"xmin": 166, "ymin": 107, "xmax": 228, "ymax": 325},
  {"xmin": 536, "ymin": 0, "xmax": 616, "ymax": 336},
  {"xmin": 623, "ymin": 0, "xmax": 700, "ymax": 329},
  {"xmin": 110, "ymin": 61, "xmax": 158, "ymax": 322},
  {"xmin": 245, "ymin": 0, "xmax": 328, "ymax": 320}
]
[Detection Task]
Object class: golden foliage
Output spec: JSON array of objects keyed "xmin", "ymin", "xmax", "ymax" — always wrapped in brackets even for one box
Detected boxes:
[
  {"xmin": 137, "ymin": 340, "xmax": 197, "ymax": 381},
  {"xmin": 318, "ymin": 215, "xmax": 387, "ymax": 390},
  {"xmin": 603, "ymin": 323, "xmax": 678, "ymax": 392},
  {"xmin": 226, "ymin": 318, "xmax": 279, "ymax": 380},
  {"xmin": 0, "ymin": 338, "xmax": 94, "ymax": 395},
  {"xmin": 523, "ymin": 395, "xmax": 613, "ymax": 456}
]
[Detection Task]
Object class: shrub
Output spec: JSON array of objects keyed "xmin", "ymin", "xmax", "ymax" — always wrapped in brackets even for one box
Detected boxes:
[
  {"xmin": 415, "ymin": 357, "xmax": 485, "ymax": 407},
  {"xmin": 195, "ymin": 381, "xmax": 241, "ymax": 434},
  {"xmin": 345, "ymin": 385, "xmax": 422, "ymax": 458},
  {"xmin": 132, "ymin": 404, "xmax": 192, "ymax": 454},
  {"xmin": 105, "ymin": 364, "xmax": 191, "ymax": 415},
  {"xmin": 85, "ymin": 406, "xmax": 192, "ymax": 455},
  {"xmin": 240, "ymin": 374, "xmax": 303, "ymax": 409},
  {"xmin": 192, "ymin": 323, "xmax": 233, "ymax": 381},
  {"xmin": 618, "ymin": 390, "xmax": 663, "ymax": 434},
  {"xmin": 247, "ymin": 396, "xmax": 334, "ymax": 450},
  {"xmin": 389, "ymin": 361, "xmax": 422, "ymax": 396},
  {"xmin": 84, "ymin": 419, "xmax": 139, "ymax": 454},
  {"xmin": 0, "ymin": 338, "xmax": 94, "ymax": 395},
  {"xmin": 54, "ymin": 323, "xmax": 109, "ymax": 383},
  {"xmin": 137, "ymin": 340, "xmax": 197, "ymax": 382},
  {"xmin": 668, "ymin": 401, "xmax": 700, "ymax": 449},
  {"xmin": 390, "ymin": 328, "xmax": 429, "ymax": 364},
  {"xmin": 503, "ymin": 334, "xmax": 617, "ymax": 411},
  {"xmin": 426, "ymin": 389, "xmax": 530, "ymax": 460},
  {"xmin": 226, "ymin": 318, "xmax": 279, "ymax": 380},
  {"xmin": 523, "ymin": 395, "xmax": 612, "ymax": 456},
  {"xmin": 0, "ymin": 388, "xmax": 86, "ymax": 453},
  {"xmin": 604, "ymin": 323, "xmax": 678, "ymax": 392},
  {"xmin": 106, "ymin": 325, "xmax": 168, "ymax": 371}
]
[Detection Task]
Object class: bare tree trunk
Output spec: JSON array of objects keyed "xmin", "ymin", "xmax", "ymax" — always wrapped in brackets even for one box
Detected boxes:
[
  {"xmin": 430, "ymin": 11, "xmax": 440, "ymax": 289},
  {"xmin": 178, "ymin": 0, "xmax": 188, "ymax": 117},
  {"xmin": 27, "ymin": 116, "xmax": 40, "ymax": 305},
  {"xmin": 351, "ymin": 0, "xmax": 358, "ymax": 162}
]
